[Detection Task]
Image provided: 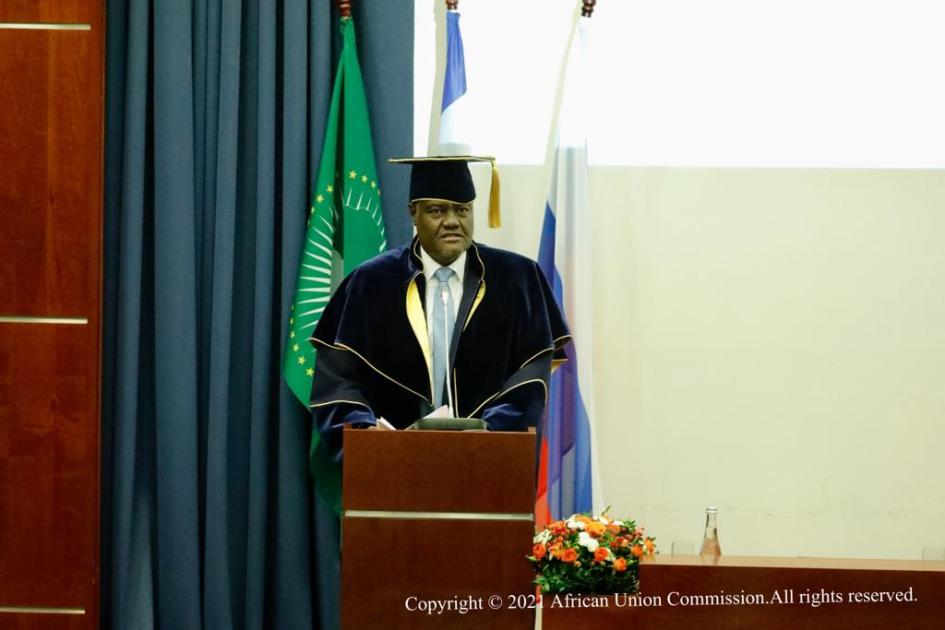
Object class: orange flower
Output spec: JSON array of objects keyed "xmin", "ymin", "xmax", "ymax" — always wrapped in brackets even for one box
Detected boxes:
[
  {"xmin": 645, "ymin": 539, "xmax": 655, "ymax": 553},
  {"xmin": 594, "ymin": 547, "xmax": 610, "ymax": 563},
  {"xmin": 607, "ymin": 523, "xmax": 622, "ymax": 535},
  {"xmin": 561, "ymin": 548, "xmax": 578, "ymax": 563},
  {"xmin": 586, "ymin": 521, "xmax": 606, "ymax": 537},
  {"xmin": 613, "ymin": 557, "xmax": 628, "ymax": 572},
  {"xmin": 549, "ymin": 520, "xmax": 566, "ymax": 534},
  {"xmin": 533, "ymin": 544, "xmax": 547, "ymax": 560},
  {"xmin": 631, "ymin": 545, "xmax": 644, "ymax": 558}
]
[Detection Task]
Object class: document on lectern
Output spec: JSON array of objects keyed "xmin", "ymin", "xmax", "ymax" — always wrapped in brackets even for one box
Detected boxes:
[{"xmin": 375, "ymin": 405, "xmax": 451, "ymax": 431}]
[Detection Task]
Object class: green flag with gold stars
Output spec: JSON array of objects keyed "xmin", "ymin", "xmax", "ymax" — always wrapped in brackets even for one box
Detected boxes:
[{"xmin": 283, "ymin": 16, "xmax": 387, "ymax": 512}]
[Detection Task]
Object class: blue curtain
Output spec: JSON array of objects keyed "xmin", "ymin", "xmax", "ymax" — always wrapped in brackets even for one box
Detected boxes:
[{"xmin": 101, "ymin": 2, "xmax": 413, "ymax": 628}]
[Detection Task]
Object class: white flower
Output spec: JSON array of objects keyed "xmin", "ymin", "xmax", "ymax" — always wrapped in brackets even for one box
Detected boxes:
[
  {"xmin": 534, "ymin": 529, "xmax": 552, "ymax": 545},
  {"xmin": 578, "ymin": 531, "xmax": 599, "ymax": 552},
  {"xmin": 566, "ymin": 515, "xmax": 585, "ymax": 530}
]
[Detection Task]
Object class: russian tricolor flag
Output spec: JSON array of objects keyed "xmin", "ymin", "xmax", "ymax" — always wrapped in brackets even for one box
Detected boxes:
[{"xmin": 536, "ymin": 16, "xmax": 601, "ymax": 525}]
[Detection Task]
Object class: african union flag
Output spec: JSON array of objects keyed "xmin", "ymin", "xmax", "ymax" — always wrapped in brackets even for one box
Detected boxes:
[{"xmin": 283, "ymin": 16, "xmax": 386, "ymax": 512}]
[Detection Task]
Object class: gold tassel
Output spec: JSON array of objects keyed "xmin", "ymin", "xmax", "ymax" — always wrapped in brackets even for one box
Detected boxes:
[{"xmin": 488, "ymin": 159, "xmax": 501, "ymax": 228}]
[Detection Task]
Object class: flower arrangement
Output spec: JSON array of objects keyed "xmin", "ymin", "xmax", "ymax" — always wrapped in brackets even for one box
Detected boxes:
[{"xmin": 528, "ymin": 513, "xmax": 656, "ymax": 594}]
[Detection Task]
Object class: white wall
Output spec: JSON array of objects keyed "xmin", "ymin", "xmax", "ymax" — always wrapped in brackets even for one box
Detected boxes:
[
  {"xmin": 416, "ymin": 0, "xmax": 945, "ymax": 168},
  {"xmin": 416, "ymin": 0, "xmax": 945, "ymax": 559},
  {"xmin": 477, "ymin": 166, "xmax": 945, "ymax": 560}
]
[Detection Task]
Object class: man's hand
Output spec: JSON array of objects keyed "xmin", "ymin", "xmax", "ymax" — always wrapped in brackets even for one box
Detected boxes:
[{"xmin": 375, "ymin": 416, "xmax": 396, "ymax": 430}]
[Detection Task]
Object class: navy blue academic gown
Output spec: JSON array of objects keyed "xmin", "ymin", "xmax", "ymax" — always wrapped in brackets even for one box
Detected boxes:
[{"xmin": 309, "ymin": 238, "xmax": 571, "ymax": 461}]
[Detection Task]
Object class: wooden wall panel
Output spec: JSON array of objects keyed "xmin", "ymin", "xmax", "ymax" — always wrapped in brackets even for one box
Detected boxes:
[
  {"xmin": 0, "ymin": 0, "xmax": 102, "ymax": 626},
  {"xmin": 0, "ymin": 615, "xmax": 87, "ymax": 630},
  {"xmin": 0, "ymin": 1, "xmax": 92, "ymax": 24},
  {"xmin": 0, "ymin": 324, "xmax": 98, "ymax": 608},
  {"xmin": 0, "ymin": 28, "xmax": 99, "ymax": 316}
]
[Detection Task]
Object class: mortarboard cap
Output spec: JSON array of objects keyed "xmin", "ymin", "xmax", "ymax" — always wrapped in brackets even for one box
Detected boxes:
[{"xmin": 389, "ymin": 155, "xmax": 501, "ymax": 228}]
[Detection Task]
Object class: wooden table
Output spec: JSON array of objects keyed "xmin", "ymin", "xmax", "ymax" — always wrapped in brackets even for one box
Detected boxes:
[{"xmin": 541, "ymin": 555, "xmax": 945, "ymax": 629}]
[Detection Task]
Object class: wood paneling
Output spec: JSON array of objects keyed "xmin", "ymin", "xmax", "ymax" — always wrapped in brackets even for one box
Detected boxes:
[
  {"xmin": 0, "ymin": 324, "xmax": 98, "ymax": 609},
  {"xmin": 0, "ymin": 1, "xmax": 92, "ymax": 24},
  {"xmin": 0, "ymin": 0, "xmax": 102, "ymax": 626},
  {"xmin": 342, "ymin": 429, "xmax": 538, "ymax": 629},
  {"xmin": 343, "ymin": 428, "xmax": 536, "ymax": 513},
  {"xmin": 0, "ymin": 614, "xmax": 88, "ymax": 630},
  {"xmin": 342, "ymin": 518, "xmax": 535, "ymax": 630},
  {"xmin": 0, "ymin": 26, "xmax": 100, "ymax": 316}
]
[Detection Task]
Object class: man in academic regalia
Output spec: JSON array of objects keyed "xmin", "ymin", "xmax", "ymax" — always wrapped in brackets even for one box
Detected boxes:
[{"xmin": 309, "ymin": 156, "xmax": 571, "ymax": 461}]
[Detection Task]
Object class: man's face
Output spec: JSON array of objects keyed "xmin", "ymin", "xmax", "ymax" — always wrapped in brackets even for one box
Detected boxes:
[{"xmin": 411, "ymin": 199, "xmax": 474, "ymax": 266}]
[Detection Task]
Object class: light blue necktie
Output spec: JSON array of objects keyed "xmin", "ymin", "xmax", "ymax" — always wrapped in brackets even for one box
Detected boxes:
[{"xmin": 431, "ymin": 267, "xmax": 456, "ymax": 408}]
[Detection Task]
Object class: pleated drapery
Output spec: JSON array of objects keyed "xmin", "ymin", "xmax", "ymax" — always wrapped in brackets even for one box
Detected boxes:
[{"xmin": 101, "ymin": 2, "xmax": 413, "ymax": 628}]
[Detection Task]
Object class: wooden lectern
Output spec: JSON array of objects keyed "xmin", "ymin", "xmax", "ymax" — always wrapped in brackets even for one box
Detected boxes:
[{"xmin": 341, "ymin": 426, "xmax": 537, "ymax": 629}]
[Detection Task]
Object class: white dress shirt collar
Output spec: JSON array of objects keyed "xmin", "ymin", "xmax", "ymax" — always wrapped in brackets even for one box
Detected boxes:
[{"xmin": 419, "ymin": 246, "xmax": 466, "ymax": 285}]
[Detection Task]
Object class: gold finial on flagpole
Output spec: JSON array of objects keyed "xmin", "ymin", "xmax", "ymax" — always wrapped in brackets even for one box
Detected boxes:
[
  {"xmin": 582, "ymin": 0, "xmax": 597, "ymax": 17},
  {"xmin": 336, "ymin": 0, "xmax": 352, "ymax": 18}
]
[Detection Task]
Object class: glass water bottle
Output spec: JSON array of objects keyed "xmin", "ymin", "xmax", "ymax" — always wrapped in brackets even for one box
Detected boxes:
[{"xmin": 699, "ymin": 506, "xmax": 722, "ymax": 556}]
